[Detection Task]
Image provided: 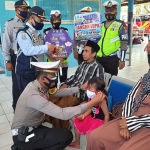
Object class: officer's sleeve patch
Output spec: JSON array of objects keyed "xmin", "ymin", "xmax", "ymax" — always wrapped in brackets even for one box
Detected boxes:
[{"xmin": 20, "ymin": 32, "xmax": 27, "ymax": 39}]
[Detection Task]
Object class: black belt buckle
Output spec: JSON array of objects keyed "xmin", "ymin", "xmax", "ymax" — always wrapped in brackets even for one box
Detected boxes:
[
  {"xmin": 18, "ymin": 127, "xmax": 29, "ymax": 142},
  {"xmin": 10, "ymin": 49, "xmax": 14, "ymax": 55}
]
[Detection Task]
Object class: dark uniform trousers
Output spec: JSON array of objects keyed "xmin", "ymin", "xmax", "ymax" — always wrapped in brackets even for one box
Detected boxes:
[
  {"xmin": 58, "ymin": 67, "xmax": 68, "ymax": 83},
  {"xmin": 45, "ymin": 95, "xmax": 81, "ymax": 129},
  {"xmin": 12, "ymin": 125, "xmax": 73, "ymax": 150},
  {"xmin": 96, "ymin": 55, "xmax": 120, "ymax": 76},
  {"xmin": 11, "ymin": 54, "xmax": 20, "ymax": 111},
  {"xmin": 16, "ymin": 74, "xmax": 36, "ymax": 95}
]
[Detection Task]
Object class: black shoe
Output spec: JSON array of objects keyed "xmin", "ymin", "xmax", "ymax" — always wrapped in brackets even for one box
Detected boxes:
[{"xmin": 11, "ymin": 144, "xmax": 24, "ymax": 150}]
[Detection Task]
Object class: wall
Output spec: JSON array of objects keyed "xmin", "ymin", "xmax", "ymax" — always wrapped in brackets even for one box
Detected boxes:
[{"xmin": 0, "ymin": 0, "xmax": 121, "ymax": 75}]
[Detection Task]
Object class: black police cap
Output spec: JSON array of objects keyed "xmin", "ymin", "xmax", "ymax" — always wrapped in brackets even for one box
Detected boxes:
[
  {"xmin": 29, "ymin": 6, "xmax": 48, "ymax": 22},
  {"xmin": 15, "ymin": 0, "xmax": 30, "ymax": 8}
]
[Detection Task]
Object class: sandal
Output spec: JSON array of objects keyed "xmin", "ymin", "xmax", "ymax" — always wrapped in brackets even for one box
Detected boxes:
[{"xmin": 68, "ymin": 142, "xmax": 80, "ymax": 149}]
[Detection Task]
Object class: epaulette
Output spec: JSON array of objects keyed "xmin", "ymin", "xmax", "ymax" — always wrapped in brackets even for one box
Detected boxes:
[
  {"xmin": 102, "ymin": 21, "xmax": 106, "ymax": 24},
  {"xmin": 43, "ymin": 27, "xmax": 52, "ymax": 34},
  {"xmin": 16, "ymin": 26, "xmax": 30, "ymax": 38},
  {"xmin": 115, "ymin": 19, "xmax": 124, "ymax": 24},
  {"xmin": 7, "ymin": 18, "xmax": 14, "ymax": 22},
  {"xmin": 60, "ymin": 27, "xmax": 68, "ymax": 31}
]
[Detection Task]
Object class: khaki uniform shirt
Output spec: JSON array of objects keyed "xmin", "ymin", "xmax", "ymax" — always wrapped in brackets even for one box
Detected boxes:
[{"xmin": 11, "ymin": 80, "xmax": 87, "ymax": 129}]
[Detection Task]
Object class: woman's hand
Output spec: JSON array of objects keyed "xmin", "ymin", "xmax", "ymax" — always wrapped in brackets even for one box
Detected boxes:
[
  {"xmin": 120, "ymin": 128, "xmax": 131, "ymax": 140},
  {"xmin": 119, "ymin": 117, "xmax": 128, "ymax": 129}
]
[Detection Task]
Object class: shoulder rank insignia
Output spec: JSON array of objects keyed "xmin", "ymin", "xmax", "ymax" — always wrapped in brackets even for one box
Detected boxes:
[
  {"xmin": 7, "ymin": 18, "xmax": 14, "ymax": 22},
  {"xmin": 38, "ymin": 87, "xmax": 46, "ymax": 94},
  {"xmin": 48, "ymin": 88, "xmax": 57, "ymax": 95}
]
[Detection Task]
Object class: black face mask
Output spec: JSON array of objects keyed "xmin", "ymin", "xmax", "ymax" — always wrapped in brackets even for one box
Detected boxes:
[
  {"xmin": 19, "ymin": 10, "xmax": 28, "ymax": 19},
  {"xmin": 32, "ymin": 19, "xmax": 44, "ymax": 30},
  {"xmin": 52, "ymin": 22, "xmax": 61, "ymax": 29},
  {"xmin": 105, "ymin": 13, "xmax": 116, "ymax": 21},
  {"xmin": 43, "ymin": 76, "xmax": 58, "ymax": 89}
]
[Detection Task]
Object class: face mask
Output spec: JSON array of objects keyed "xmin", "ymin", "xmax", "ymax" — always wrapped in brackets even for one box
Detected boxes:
[
  {"xmin": 19, "ymin": 10, "xmax": 28, "ymax": 19},
  {"xmin": 43, "ymin": 76, "xmax": 58, "ymax": 89},
  {"xmin": 33, "ymin": 19, "xmax": 44, "ymax": 30},
  {"xmin": 87, "ymin": 90, "xmax": 96, "ymax": 99},
  {"xmin": 105, "ymin": 13, "xmax": 116, "ymax": 21},
  {"xmin": 52, "ymin": 22, "xmax": 61, "ymax": 29}
]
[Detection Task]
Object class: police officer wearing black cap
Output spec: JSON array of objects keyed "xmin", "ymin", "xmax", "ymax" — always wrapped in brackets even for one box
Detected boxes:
[
  {"xmin": 16, "ymin": 6, "xmax": 57, "ymax": 95},
  {"xmin": 2, "ymin": 0, "xmax": 30, "ymax": 111}
]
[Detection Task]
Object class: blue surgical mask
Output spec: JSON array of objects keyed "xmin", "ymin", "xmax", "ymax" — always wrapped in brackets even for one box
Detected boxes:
[
  {"xmin": 19, "ymin": 10, "xmax": 28, "ymax": 19},
  {"xmin": 33, "ymin": 19, "xmax": 44, "ymax": 30}
]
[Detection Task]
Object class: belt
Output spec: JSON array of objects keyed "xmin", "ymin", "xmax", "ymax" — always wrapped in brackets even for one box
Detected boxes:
[
  {"xmin": 11, "ymin": 127, "xmax": 35, "ymax": 136},
  {"xmin": 102, "ymin": 51, "xmax": 118, "ymax": 57}
]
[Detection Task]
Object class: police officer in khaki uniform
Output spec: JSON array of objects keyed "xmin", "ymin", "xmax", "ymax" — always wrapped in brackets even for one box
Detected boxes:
[
  {"xmin": 11, "ymin": 61, "xmax": 105, "ymax": 150},
  {"xmin": 2, "ymin": 0, "xmax": 30, "ymax": 111}
]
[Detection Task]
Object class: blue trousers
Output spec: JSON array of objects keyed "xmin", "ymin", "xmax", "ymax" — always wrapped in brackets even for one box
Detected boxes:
[
  {"xmin": 16, "ymin": 73, "xmax": 36, "ymax": 95},
  {"xmin": 11, "ymin": 54, "xmax": 20, "ymax": 111}
]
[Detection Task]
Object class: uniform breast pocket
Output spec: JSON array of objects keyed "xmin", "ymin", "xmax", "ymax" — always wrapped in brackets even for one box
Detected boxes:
[{"xmin": 12, "ymin": 29, "xmax": 18, "ymax": 41}]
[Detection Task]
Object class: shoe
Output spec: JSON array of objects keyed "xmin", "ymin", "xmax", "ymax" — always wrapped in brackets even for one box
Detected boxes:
[
  {"xmin": 68, "ymin": 142, "xmax": 80, "ymax": 149},
  {"xmin": 11, "ymin": 144, "xmax": 25, "ymax": 150}
]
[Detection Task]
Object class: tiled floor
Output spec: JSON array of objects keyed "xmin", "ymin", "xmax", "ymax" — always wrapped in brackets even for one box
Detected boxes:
[{"xmin": 0, "ymin": 38, "xmax": 149, "ymax": 150}]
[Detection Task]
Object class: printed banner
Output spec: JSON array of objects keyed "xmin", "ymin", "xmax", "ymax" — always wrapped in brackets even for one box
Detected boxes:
[
  {"xmin": 74, "ymin": 12, "xmax": 102, "ymax": 42},
  {"xmin": 45, "ymin": 29, "xmax": 73, "ymax": 58}
]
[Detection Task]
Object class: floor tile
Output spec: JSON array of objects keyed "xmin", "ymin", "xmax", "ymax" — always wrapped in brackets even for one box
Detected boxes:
[
  {"xmin": 1, "ymin": 101, "xmax": 13, "ymax": 114},
  {"xmin": 0, "ymin": 95, "xmax": 12, "ymax": 103},
  {"xmin": 0, "ymin": 87, "xmax": 9, "ymax": 93},
  {"xmin": 0, "ymin": 115, "xmax": 8, "ymax": 124},
  {"xmin": 0, "ymin": 123, "xmax": 11, "ymax": 135},
  {"xmin": 0, "ymin": 132, "xmax": 13, "ymax": 148},
  {"xmin": 0, "ymin": 84, "xmax": 6, "ymax": 89},
  {"xmin": 6, "ymin": 113, "xmax": 14, "ymax": 122},
  {"xmin": 0, "ymin": 106, "xmax": 4, "ymax": 116},
  {"xmin": 0, "ymin": 144, "xmax": 12, "ymax": 150},
  {"xmin": 0, "ymin": 91, "xmax": 11, "ymax": 97}
]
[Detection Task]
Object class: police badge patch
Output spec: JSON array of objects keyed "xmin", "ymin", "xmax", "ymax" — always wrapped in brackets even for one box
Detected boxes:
[{"xmin": 21, "ymin": 32, "xmax": 27, "ymax": 39}]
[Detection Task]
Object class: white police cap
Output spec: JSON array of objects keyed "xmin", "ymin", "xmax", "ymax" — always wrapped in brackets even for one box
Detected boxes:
[
  {"xmin": 31, "ymin": 61, "xmax": 60, "ymax": 73},
  {"xmin": 103, "ymin": 0, "xmax": 119, "ymax": 8},
  {"xmin": 79, "ymin": 6, "xmax": 92, "ymax": 12},
  {"xmin": 50, "ymin": 10, "xmax": 61, "ymax": 18}
]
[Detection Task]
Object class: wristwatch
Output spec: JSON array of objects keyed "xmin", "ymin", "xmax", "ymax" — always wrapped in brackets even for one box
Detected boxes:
[{"xmin": 5, "ymin": 60, "xmax": 10, "ymax": 63}]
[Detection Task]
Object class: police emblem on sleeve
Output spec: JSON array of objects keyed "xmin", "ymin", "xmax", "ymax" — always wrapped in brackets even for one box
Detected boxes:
[{"xmin": 21, "ymin": 32, "xmax": 27, "ymax": 39}]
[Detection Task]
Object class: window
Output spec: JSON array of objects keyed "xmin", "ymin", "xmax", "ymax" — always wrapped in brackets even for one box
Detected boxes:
[{"xmin": 35, "ymin": 0, "xmax": 100, "ymax": 21}]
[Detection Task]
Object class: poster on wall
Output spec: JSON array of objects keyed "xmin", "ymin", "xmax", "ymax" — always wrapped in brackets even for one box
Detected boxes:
[
  {"xmin": 74, "ymin": 12, "xmax": 102, "ymax": 42},
  {"xmin": 5, "ymin": 1, "xmax": 29, "ymax": 10}
]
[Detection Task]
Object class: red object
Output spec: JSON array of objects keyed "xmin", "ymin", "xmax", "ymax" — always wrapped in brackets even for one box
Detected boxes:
[{"xmin": 74, "ymin": 115, "xmax": 104, "ymax": 135}]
